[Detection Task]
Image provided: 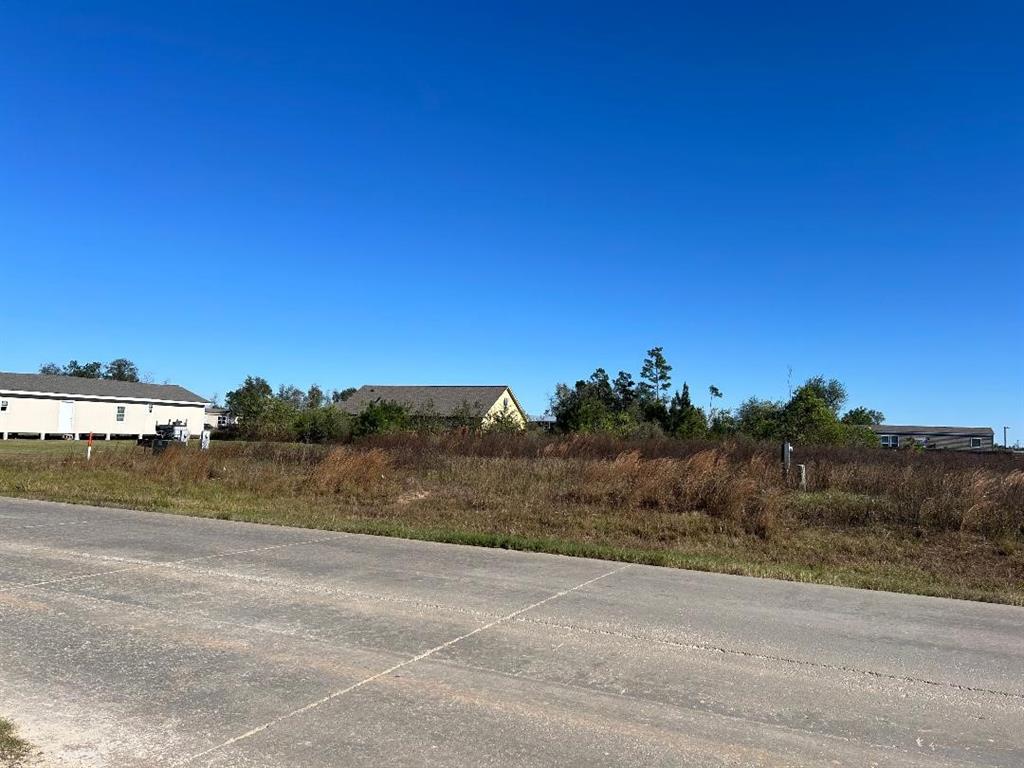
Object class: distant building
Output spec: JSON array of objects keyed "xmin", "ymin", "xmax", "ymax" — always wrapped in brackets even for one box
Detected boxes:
[
  {"xmin": 528, "ymin": 414, "xmax": 557, "ymax": 432},
  {"xmin": 870, "ymin": 424, "xmax": 994, "ymax": 451},
  {"xmin": 204, "ymin": 406, "xmax": 238, "ymax": 430},
  {"xmin": 0, "ymin": 372, "xmax": 208, "ymax": 440},
  {"xmin": 338, "ymin": 385, "xmax": 527, "ymax": 428}
]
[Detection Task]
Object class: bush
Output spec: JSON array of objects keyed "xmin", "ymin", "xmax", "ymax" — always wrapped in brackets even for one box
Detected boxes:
[{"xmin": 353, "ymin": 401, "xmax": 411, "ymax": 437}]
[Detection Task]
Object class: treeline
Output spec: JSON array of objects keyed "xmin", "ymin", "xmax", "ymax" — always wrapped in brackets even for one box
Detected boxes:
[
  {"xmin": 551, "ymin": 347, "xmax": 883, "ymax": 446},
  {"xmin": 39, "ymin": 358, "xmax": 142, "ymax": 382},
  {"xmin": 221, "ymin": 376, "xmax": 522, "ymax": 442},
  {"xmin": 223, "ymin": 377, "xmax": 355, "ymax": 442}
]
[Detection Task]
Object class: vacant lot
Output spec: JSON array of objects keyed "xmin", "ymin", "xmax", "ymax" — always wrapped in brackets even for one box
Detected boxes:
[{"xmin": 0, "ymin": 434, "xmax": 1021, "ymax": 604}]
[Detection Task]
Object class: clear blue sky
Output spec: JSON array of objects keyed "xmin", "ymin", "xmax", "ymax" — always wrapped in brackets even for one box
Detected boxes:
[{"xmin": 2, "ymin": 2, "xmax": 1021, "ymax": 440}]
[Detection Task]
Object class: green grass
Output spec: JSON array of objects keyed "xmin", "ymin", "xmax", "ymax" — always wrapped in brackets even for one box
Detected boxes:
[
  {"xmin": 0, "ymin": 438, "xmax": 137, "ymax": 456},
  {"xmin": 1, "ymin": 442, "xmax": 1021, "ymax": 606},
  {"xmin": 0, "ymin": 719, "xmax": 31, "ymax": 768}
]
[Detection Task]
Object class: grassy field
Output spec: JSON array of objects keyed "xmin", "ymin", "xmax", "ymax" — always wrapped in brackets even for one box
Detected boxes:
[
  {"xmin": 1, "ymin": 435, "xmax": 1021, "ymax": 605},
  {"xmin": 0, "ymin": 439, "xmax": 137, "ymax": 456},
  {"xmin": 0, "ymin": 719, "xmax": 31, "ymax": 768}
]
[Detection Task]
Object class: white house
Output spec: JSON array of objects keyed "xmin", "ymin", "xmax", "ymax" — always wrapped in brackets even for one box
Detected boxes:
[
  {"xmin": 0, "ymin": 372, "xmax": 209, "ymax": 440},
  {"xmin": 204, "ymin": 406, "xmax": 239, "ymax": 430}
]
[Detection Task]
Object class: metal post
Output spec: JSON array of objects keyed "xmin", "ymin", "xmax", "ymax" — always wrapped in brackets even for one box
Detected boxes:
[
  {"xmin": 1004, "ymin": 426, "xmax": 1010, "ymax": 448},
  {"xmin": 797, "ymin": 464, "xmax": 807, "ymax": 491}
]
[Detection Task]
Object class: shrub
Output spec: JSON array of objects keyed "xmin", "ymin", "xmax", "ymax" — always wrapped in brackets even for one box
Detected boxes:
[{"xmin": 353, "ymin": 401, "xmax": 411, "ymax": 437}]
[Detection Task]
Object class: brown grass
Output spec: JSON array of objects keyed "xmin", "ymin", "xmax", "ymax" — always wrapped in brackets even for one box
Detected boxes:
[{"xmin": 1, "ymin": 434, "xmax": 1022, "ymax": 604}]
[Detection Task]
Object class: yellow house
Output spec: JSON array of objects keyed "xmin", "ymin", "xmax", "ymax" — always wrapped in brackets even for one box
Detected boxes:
[
  {"xmin": 0, "ymin": 372, "xmax": 209, "ymax": 440},
  {"xmin": 339, "ymin": 385, "xmax": 527, "ymax": 428}
]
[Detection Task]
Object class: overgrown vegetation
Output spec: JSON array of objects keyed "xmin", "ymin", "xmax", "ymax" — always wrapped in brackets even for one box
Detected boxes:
[
  {"xmin": 551, "ymin": 347, "xmax": 880, "ymax": 444},
  {"xmin": 204, "ymin": 346, "xmax": 894, "ymax": 446},
  {"xmin": 0, "ymin": 719, "xmax": 32, "ymax": 768},
  {"xmin": 1, "ymin": 435, "xmax": 1021, "ymax": 604}
]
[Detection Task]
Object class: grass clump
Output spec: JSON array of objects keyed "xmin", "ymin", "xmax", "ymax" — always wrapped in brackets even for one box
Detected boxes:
[{"xmin": 0, "ymin": 719, "xmax": 32, "ymax": 768}]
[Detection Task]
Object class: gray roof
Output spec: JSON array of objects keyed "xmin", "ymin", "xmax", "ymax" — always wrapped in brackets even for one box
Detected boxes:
[
  {"xmin": 870, "ymin": 424, "xmax": 993, "ymax": 436},
  {"xmin": 0, "ymin": 372, "xmax": 208, "ymax": 403},
  {"xmin": 339, "ymin": 385, "xmax": 518, "ymax": 418}
]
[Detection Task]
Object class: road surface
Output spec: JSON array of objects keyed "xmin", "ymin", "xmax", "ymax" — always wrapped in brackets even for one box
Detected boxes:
[{"xmin": 1, "ymin": 497, "xmax": 1022, "ymax": 767}]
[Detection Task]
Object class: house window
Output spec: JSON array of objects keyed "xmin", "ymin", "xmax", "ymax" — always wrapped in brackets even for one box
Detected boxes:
[
  {"xmin": 0, "ymin": 400, "xmax": 7, "ymax": 412},
  {"xmin": 116, "ymin": 406, "xmax": 126, "ymax": 422},
  {"xmin": 880, "ymin": 434, "xmax": 899, "ymax": 448},
  {"xmin": 970, "ymin": 437, "xmax": 982, "ymax": 448},
  {"xmin": 503, "ymin": 397, "xmax": 509, "ymax": 409}
]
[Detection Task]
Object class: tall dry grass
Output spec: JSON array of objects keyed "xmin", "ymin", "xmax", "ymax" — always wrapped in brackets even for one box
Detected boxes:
[{"xmin": 53, "ymin": 434, "xmax": 1024, "ymax": 540}]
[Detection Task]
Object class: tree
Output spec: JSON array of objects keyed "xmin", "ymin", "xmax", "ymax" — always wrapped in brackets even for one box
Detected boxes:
[
  {"xmin": 667, "ymin": 383, "xmax": 707, "ymax": 438},
  {"xmin": 736, "ymin": 398, "xmax": 786, "ymax": 441},
  {"xmin": 708, "ymin": 385, "xmax": 723, "ymax": 424},
  {"xmin": 639, "ymin": 347, "xmax": 672, "ymax": 405},
  {"xmin": 306, "ymin": 384, "xmax": 324, "ymax": 410},
  {"xmin": 841, "ymin": 406, "xmax": 885, "ymax": 426},
  {"xmin": 275, "ymin": 384, "xmax": 304, "ymax": 408},
  {"xmin": 39, "ymin": 358, "xmax": 139, "ymax": 380},
  {"xmin": 353, "ymin": 401, "xmax": 410, "ymax": 437},
  {"xmin": 483, "ymin": 403, "xmax": 523, "ymax": 432},
  {"xmin": 65, "ymin": 360, "xmax": 103, "ymax": 378},
  {"xmin": 783, "ymin": 386, "xmax": 843, "ymax": 444},
  {"xmin": 225, "ymin": 376, "xmax": 274, "ymax": 421},
  {"xmin": 331, "ymin": 387, "xmax": 357, "ymax": 403},
  {"xmin": 798, "ymin": 376, "xmax": 847, "ymax": 415},
  {"xmin": 708, "ymin": 409, "xmax": 738, "ymax": 437},
  {"xmin": 549, "ymin": 369, "xmax": 647, "ymax": 436},
  {"xmin": 295, "ymin": 404, "xmax": 351, "ymax": 443},
  {"xmin": 612, "ymin": 371, "xmax": 636, "ymax": 409},
  {"xmin": 585, "ymin": 368, "xmax": 616, "ymax": 408},
  {"xmin": 104, "ymin": 358, "xmax": 140, "ymax": 382}
]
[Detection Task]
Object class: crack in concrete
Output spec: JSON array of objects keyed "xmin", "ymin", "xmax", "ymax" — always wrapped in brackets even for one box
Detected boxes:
[{"xmin": 176, "ymin": 563, "xmax": 633, "ymax": 765}]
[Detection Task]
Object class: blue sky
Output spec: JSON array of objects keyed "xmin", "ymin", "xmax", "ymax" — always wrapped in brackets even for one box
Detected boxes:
[{"xmin": 2, "ymin": 2, "xmax": 1021, "ymax": 440}]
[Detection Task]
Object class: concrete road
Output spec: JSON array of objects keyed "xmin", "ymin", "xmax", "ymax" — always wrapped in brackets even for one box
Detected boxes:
[{"xmin": 1, "ymin": 497, "xmax": 1022, "ymax": 767}]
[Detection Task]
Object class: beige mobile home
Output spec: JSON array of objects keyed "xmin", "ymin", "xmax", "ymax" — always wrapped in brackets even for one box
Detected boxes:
[
  {"xmin": 339, "ymin": 385, "xmax": 528, "ymax": 428},
  {"xmin": 0, "ymin": 372, "xmax": 208, "ymax": 440}
]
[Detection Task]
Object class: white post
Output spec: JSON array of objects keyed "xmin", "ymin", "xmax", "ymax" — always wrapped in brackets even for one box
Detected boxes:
[
  {"xmin": 86, "ymin": 446, "xmax": 92, "ymax": 461},
  {"xmin": 105, "ymin": 433, "xmax": 111, "ymax": 441},
  {"xmin": 1, "ymin": 432, "xmax": 7, "ymax": 440},
  {"xmin": 798, "ymin": 464, "xmax": 807, "ymax": 492},
  {"xmin": 39, "ymin": 432, "xmax": 45, "ymax": 440},
  {"xmin": 73, "ymin": 433, "xmax": 80, "ymax": 441}
]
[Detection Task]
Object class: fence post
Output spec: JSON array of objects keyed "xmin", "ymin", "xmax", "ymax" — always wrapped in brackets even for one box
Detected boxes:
[{"xmin": 797, "ymin": 463, "xmax": 806, "ymax": 491}]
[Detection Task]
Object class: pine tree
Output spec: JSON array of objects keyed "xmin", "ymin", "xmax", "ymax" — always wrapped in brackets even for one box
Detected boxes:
[{"xmin": 639, "ymin": 347, "xmax": 672, "ymax": 405}]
